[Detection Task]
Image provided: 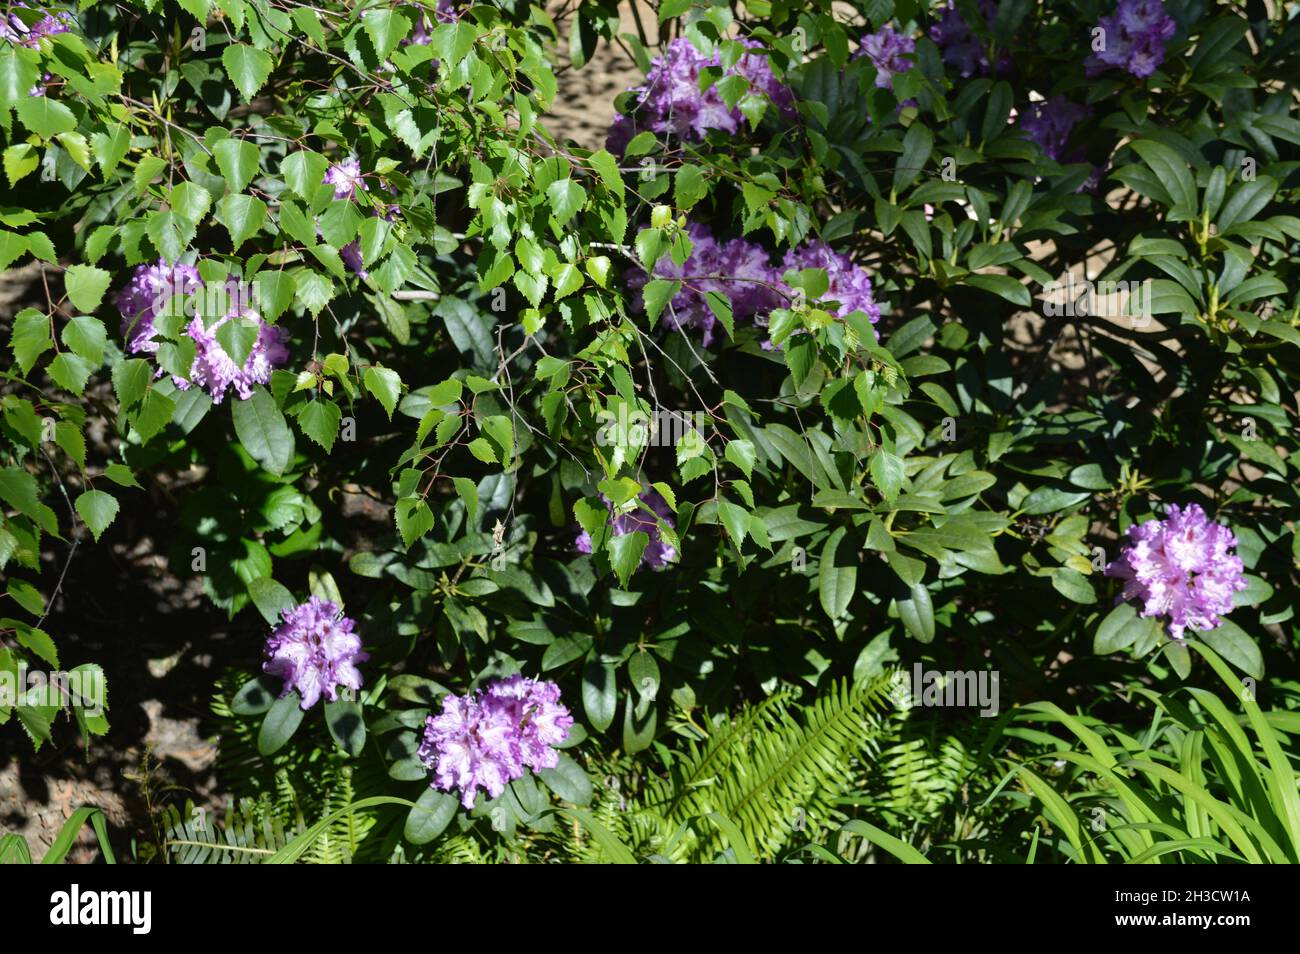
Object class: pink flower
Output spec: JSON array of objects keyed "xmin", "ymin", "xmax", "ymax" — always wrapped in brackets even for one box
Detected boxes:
[
  {"xmin": 264, "ymin": 597, "xmax": 368, "ymax": 710},
  {"xmin": 1104, "ymin": 503, "xmax": 1248, "ymax": 641}
]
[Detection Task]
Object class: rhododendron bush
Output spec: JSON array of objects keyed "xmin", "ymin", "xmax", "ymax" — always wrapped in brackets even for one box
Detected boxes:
[{"xmin": 2, "ymin": 0, "xmax": 1299, "ymax": 865}]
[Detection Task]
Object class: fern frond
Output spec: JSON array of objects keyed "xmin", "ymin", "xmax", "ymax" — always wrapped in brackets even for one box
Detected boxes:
[{"xmin": 636, "ymin": 675, "xmax": 895, "ymax": 861}]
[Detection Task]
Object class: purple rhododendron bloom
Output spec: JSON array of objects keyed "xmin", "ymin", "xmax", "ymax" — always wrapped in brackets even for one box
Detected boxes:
[
  {"xmin": 116, "ymin": 259, "xmax": 204, "ymax": 355},
  {"xmin": 419, "ymin": 676, "xmax": 573, "ymax": 808},
  {"xmin": 607, "ymin": 38, "xmax": 794, "ymax": 154},
  {"xmin": 575, "ymin": 489, "xmax": 677, "ymax": 570},
  {"xmin": 1104, "ymin": 503, "xmax": 1247, "ymax": 641},
  {"xmin": 340, "ymin": 241, "xmax": 368, "ymax": 280},
  {"xmin": 627, "ymin": 222, "xmax": 781, "ymax": 346},
  {"xmin": 264, "ymin": 597, "xmax": 368, "ymax": 710},
  {"xmin": 179, "ymin": 308, "xmax": 290, "ymax": 404},
  {"xmin": 0, "ymin": 3, "xmax": 74, "ymax": 47},
  {"xmin": 856, "ymin": 25, "xmax": 916, "ymax": 89},
  {"xmin": 781, "ymin": 241, "xmax": 882, "ymax": 326},
  {"xmin": 324, "ymin": 157, "xmax": 368, "ymax": 200},
  {"xmin": 401, "ymin": 0, "xmax": 459, "ymax": 45},
  {"xmin": 1019, "ymin": 96, "xmax": 1091, "ymax": 162},
  {"xmin": 1086, "ymin": 0, "xmax": 1176, "ymax": 79},
  {"xmin": 930, "ymin": 0, "xmax": 1009, "ymax": 78}
]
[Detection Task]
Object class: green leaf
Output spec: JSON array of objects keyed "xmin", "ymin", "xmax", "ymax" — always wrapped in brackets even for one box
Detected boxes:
[
  {"xmin": 247, "ymin": 576, "xmax": 296, "ymax": 626},
  {"xmin": 540, "ymin": 755, "xmax": 595, "ymax": 806},
  {"xmin": 16, "ymin": 96, "xmax": 76, "ymax": 138},
  {"xmin": 298, "ymin": 399, "xmax": 341, "ymax": 452},
  {"xmin": 870, "ymin": 449, "xmax": 905, "ymax": 502},
  {"xmin": 74, "ymin": 490, "xmax": 119, "ymax": 542},
  {"xmin": 1199, "ymin": 619, "xmax": 1263, "ymax": 679},
  {"xmin": 364, "ymin": 366, "xmax": 401, "ymax": 420},
  {"xmin": 819, "ymin": 526, "xmax": 857, "ymax": 619},
  {"xmin": 546, "ymin": 179, "xmax": 586, "ymax": 226},
  {"xmin": 48, "ymin": 353, "xmax": 95, "ymax": 395},
  {"xmin": 364, "ymin": 8, "xmax": 411, "ymax": 60},
  {"xmin": 0, "ymin": 47, "xmax": 40, "ymax": 112},
  {"xmin": 281, "ymin": 151, "xmax": 330, "ymax": 202},
  {"xmin": 90, "ymin": 125, "xmax": 130, "ymax": 177},
  {"xmin": 257, "ymin": 691, "xmax": 305, "ymax": 755},
  {"xmin": 395, "ymin": 496, "xmax": 434, "ymax": 550},
  {"xmin": 212, "ymin": 138, "xmax": 260, "ymax": 194},
  {"xmin": 61, "ymin": 316, "xmax": 106, "ymax": 365},
  {"xmin": 222, "ymin": 43, "xmax": 275, "ymax": 103},
  {"xmin": 132, "ymin": 389, "xmax": 176, "ymax": 442},
  {"xmin": 231, "ymin": 385, "xmax": 294, "ymax": 475},
  {"xmin": 169, "ymin": 181, "xmax": 213, "ymax": 224},
  {"xmin": 582, "ymin": 656, "xmax": 617, "ymax": 732},
  {"xmin": 897, "ymin": 580, "xmax": 935, "ymax": 642},
  {"xmin": 716, "ymin": 499, "xmax": 749, "ymax": 549},
  {"xmin": 4, "ymin": 143, "xmax": 38, "ymax": 187},
  {"xmin": 404, "ymin": 787, "xmax": 458, "ymax": 845},
  {"xmin": 608, "ymin": 531, "xmax": 648, "ymax": 587},
  {"xmin": 1131, "ymin": 140, "xmax": 1197, "ymax": 217},
  {"xmin": 230, "ymin": 675, "xmax": 280, "ymax": 716},
  {"xmin": 10, "ymin": 309, "xmax": 53, "ymax": 374},
  {"xmin": 1051, "ymin": 567, "xmax": 1096, "ymax": 604},
  {"xmin": 480, "ymin": 415, "xmax": 514, "ymax": 465},
  {"xmin": 325, "ymin": 699, "xmax": 366, "ymax": 757},
  {"xmin": 724, "ymin": 438, "xmax": 755, "ymax": 478},
  {"xmin": 216, "ymin": 193, "xmax": 268, "ymax": 249}
]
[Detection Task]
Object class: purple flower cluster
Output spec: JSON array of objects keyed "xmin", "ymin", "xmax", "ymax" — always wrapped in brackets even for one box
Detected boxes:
[
  {"xmin": 116, "ymin": 259, "xmax": 289, "ymax": 403},
  {"xmin": 929, "ymin": 0, "xmax": 1009, "ymax": 78},
  {"xmin": 628, "ymin": 223, "xmax": 881, "ymax": 346},
  {"xmin": 1018, "ymin": 96, "xmax": 1090, "ymax": 162},
  {"xmin": 783, "ymin": 241, "xmax": 884, "ymax": 323},
  {"xmin": 1103, "ymin": 503, "xmax": 1247, "ymax": 641},
  {"xmin": 0, "ymin": 3, "xmax": 74, "ymax": 47},
  {"xmin": 575, "ymin": 488, "xmax": 677, "ymax": 570},
  {"xmin": 404, "ymin": 0, "xmax": 460, "ymax": 44},
  {"xmin": 324, "ymin": 157, "xmax": 368, "ymax": 201},
  {"xmin": 627, "ymin": 223, "xmax": 782, "ymax": 346},
  {"xmin": 179, "ymin": 308, "xmax": 290, "ymax": 404},
  {"xmin": 116, "ymin": 259, "xmax": 204, "ymax": 354},
  {"xmin": 855, "ymin": 25, "xmax": 915, "ymax": 89},
  {"xmin": 1087, "ymin": 0, "xmax": 1176, "ymax": 79},
  {"xmin": 607, "ymin": 38, "xmax": 794, "ymax": 155},
  {"xmin": 322, "ymin": 160, "xmax": 403, "ymax": 281},
  {"xmin": 419, "ymin": 676, "xmax": 574, "ymax": 808},
  {"xmin": 264, "ymin": 597, "xmax": 368, "ymax": 710}
]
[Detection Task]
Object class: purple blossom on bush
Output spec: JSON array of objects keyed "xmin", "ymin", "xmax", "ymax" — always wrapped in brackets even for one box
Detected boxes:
[
  {"xmin": 575, "ymin": 488, "xmax": 677, "ymax": 570},
  {"xmin": 179, "ymin": 309, "xmax": 290, "ymax": 404},
  {"xmin": 0, "ymin": 3, "xmax": 74, "ymax": 47},
  {"xmin": 607, "ymin": 38, "xmax": 794, "ymax": 154},
  {"xmin": 418, "ymin": 676, "xmax": 573, "ymax": 808},
  {"xmin": 324, "ymin": 157, "xmax": 368, "ymax": 200},
  {"xmin": 402, "ymin": 0, "xmax": 459, "ymax": 45},
  {"xmin": 116, "ymin": 259, "xmax": 204, "ymax": 355},
  {"xmin": 1103, "ymin": 503, "xmax": 1247, "ymax": 641},
  {"xmin": 340, "ymin": 241, "xmax": 368, "ymax": 280},
  {"xmin": 781, "ymin": 241, "xmax": 882, "ymax": 325},
  {"xmin": 1018, "ymin": 96, "xmax": 1090, "ymax": 162},
  {"xmin": 628, "ymin": 223, "xmax": 781, "ymax": 346},
  {"xmin": 263, "ymin": 597, "xmax": 368, "ymax": 710},
  {"xmin": 856, "ymin": 25, "xmax": 916, "ymax": 89},
  {"xmin": 929, "ymin": 0, "xmax": 1009, "ymax": 77},
  {"xmin": 1086, "ymin": 0, "xmax": 1176, "ymax": 79}
]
